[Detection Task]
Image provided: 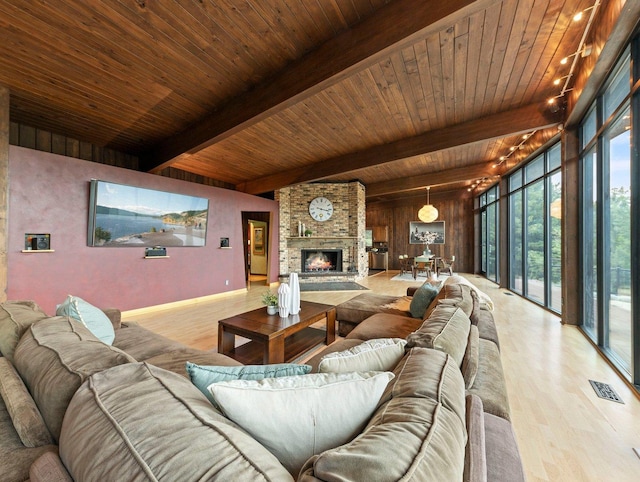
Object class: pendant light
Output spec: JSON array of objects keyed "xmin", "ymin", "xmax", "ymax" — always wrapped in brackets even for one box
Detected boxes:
[{"xmin": 418, "ymin": 186, "xmax": 438, "ymax": 222}]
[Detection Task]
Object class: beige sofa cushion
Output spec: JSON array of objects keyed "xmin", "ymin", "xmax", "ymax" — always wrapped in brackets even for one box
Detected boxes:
[
  {"xmin": 305, "ymin": 339, "xmax": 366, "ymax": 372},
  {"xmin": 345, "ymin": 312, "xmax": 423, "ymax": 341},
  {"xmin": 59, "ymin": 362, "xmax": 294, "ymax": 481},
  {"xmin": 424, "ymin": 283, "xmax": 474, "ymax": 319},
  {"xmin": 13, "ymin": 317, "xmax": 136, "ymax": 442},
  {"xmin": 300, "ymin": 347, "xmax": 467, "ymax": 481},
  {"xmin": 464, "ymin": 394, "xmax": 487, "ymax": 482},
  {"xmin": 318, "ymin": 338, "xmax": 407, "ymax": 373},
  {"xmin": 462, "ymin": 325, "xmax": 480, "ymax": 389},
  {"xmin": 484, "ymin": 412, "xmax": 526, "ymax": 481},
  {"xmin": 467, "ymin": 339, "xmax": 511, "ymax": 421},
  {"xmin": 0, "ymin": 301, "xmax": 49, "ymax": 363},
  {"xmin": 30, "ymin": 451, "xmax": 74, "ymax": 482},
  {"xmin": 406, "ymin": 305, "xmax": 471, "ymax": 366},
  {"xmin": 0, "ymin": 357, "xmax": 53, "ymax": 448}
]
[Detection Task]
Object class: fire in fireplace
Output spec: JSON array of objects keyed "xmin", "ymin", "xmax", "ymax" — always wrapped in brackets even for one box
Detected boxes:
[{"xmin": 301, "ymin": 249, "xmax": 343, "ymax": 273}]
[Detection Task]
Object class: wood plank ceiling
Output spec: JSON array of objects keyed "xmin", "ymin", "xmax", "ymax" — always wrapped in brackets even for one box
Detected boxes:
[{"xmin": 0, "ymin": 0, "xmax": 594, "ymax": 202}]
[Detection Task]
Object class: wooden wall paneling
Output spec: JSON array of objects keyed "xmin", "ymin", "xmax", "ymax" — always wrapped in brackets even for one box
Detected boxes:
[
  {"xmin": 52, "ymin": 133, "xmax": 66, "ymax": 155},
  {"xmin": 35, "ymin": 129, "xmax": 51, "ymax": 152},
  {"xmin": 367, "ymin": 194, "xmax": 474, "ymax": 272},
  {"xmin": 79, "ymin": 141, "xmax": 93, "ymax": 161},
  {"xmin": 18, "ymin": 124, "xmax": 36, "ymax": 149},
  {"xmin": 66, "ymin": 138, "xmax": 80, "ymax": 159}
]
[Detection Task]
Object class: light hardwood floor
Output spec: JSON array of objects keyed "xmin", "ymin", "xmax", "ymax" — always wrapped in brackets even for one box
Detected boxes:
[{"xmin": 123, "ymin": 271, "xmax": 640, "ymax": 482}]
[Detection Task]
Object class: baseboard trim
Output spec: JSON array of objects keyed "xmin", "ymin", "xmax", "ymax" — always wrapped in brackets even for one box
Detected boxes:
[{"xmin": 122, "ymin": 288, "xmax": 248, "ymax": 316}]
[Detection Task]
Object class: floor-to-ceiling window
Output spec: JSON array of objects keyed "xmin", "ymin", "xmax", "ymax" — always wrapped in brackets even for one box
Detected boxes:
[
  {"xmin": 580, "ymin": 46, "xmax": 636, "ymax": 380},
  {"xmin": 508, "ymin": 143, "xmax": 562, "ymax": 312},
  {"xmin": 478, "ymin": 185, "xmax": 499, "ymax": 283}
]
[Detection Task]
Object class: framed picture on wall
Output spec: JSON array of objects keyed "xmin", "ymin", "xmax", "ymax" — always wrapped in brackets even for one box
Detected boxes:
[
  {"xmin": 409, "ymin": 221, "xmax": 445, "ymax": 244},
  {"xmin": 87, "ymin": 180, "xmax": 209, "ymax": 247},
  {"xmin": 253, "ymin": 227, "xmax": 264, "ymax": 254}
]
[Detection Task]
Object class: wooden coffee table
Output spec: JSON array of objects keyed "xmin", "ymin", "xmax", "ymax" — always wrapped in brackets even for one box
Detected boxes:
[{"xmin": 218, "ymin": 301, "xmax": 336, "ymax": 364}]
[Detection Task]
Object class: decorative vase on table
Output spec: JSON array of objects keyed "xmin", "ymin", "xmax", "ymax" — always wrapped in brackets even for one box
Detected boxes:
[
  {"xmin": 266, "ymin": 305, "xmax": 278, "ymax": 315},
  {"xmin": 289, "ymin": 272, "xmax": 301, "ymax": 315},
  {"xmin": 423, "ymin": 245, "xmax": 431, "ymax": 257},
  {"xmin": 278, "ymin": 284, "xmax": 291, "ymax": 318}
]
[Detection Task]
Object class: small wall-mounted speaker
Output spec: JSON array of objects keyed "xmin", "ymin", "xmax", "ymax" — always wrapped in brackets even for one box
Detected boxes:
[
  {"xmin": 145, "ymin": 246, "xmax": 167, "ymax": 257},
  {"xmin": 25, "ymin": 233, "xmax": 51, "ymax": 250}
]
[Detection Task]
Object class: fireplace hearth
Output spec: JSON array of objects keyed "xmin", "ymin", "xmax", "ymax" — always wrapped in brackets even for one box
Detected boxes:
[{"xmin": 301, "ymin": 249, "xmax": 343, "ymax": 273}]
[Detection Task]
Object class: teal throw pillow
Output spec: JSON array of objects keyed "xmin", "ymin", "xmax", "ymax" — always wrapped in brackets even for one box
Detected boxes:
[
  {"xmin": 56, "ymin": 295, "xmax": 115, "ymax": 345},
  {"xmin": 409, "ymin": 283, "xmax": 439, "ymax": 318},
  {"xmin": 186, "ymin": 362, "xmax": 312, "ymax": 405}
]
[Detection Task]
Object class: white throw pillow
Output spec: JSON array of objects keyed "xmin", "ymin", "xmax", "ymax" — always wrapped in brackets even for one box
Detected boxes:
[
  {"xmin": 56, "ymin": 295, "xmax": 115, "ymax": 345},
  {"xmin": 208, "ymin": 371, "xmax": 394, "ymax": 476},
  {"xmin": 318, "ymin": 338, "xmax": 407, "ymax": 373}
]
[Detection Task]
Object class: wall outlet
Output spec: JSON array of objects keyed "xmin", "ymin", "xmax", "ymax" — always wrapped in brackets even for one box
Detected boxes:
[{"xmin": 225, "ymin": 280, "xmax": 229, "ymax": 286}]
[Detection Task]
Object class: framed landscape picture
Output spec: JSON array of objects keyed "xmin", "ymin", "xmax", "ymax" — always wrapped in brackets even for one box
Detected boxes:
[
  {"xmin": 409, "ymin": 221, "xmax": 445, "ymax": 244},
  {"xmin": 252, "ymin": 227, "xmax": 264, "ymax": 254},
  {"xmin": 87, "ymin": 180, "xmax": 209, "ymax": 247}
]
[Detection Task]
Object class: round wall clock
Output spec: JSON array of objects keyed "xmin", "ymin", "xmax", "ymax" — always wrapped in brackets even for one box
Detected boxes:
[{"xmin": 308, "ymin": 196, "xmax": 334, "ymax": 221}]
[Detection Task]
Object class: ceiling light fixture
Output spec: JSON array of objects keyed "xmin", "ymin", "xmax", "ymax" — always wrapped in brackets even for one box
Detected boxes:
[
  {"xmin": 467, "ymin": 177, "xmax": 489, "ymax": 194},
  {"xmin": 493, "ymin": 131, "xmax": 537, "ymax": 169},
  {"xmin": 418, "ymin": 186, "xmax": 438, "ymax": 223},
  {"xmin": 548, "ymin": 1, "xmax": 600, "ymax": 106}
]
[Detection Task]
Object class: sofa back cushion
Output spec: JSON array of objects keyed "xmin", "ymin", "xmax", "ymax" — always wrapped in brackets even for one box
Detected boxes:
[
  {"xmin": 406, "ymin": 305, "xmax": 471, "ymax": 366},
  {"xmin": 13, "ymin": 317, "xmax": 136, "ymax": 442},
  {"xmin": 462, "ymin": 325, "xmax": 480, "ymax": 389},
  {"xmin": 59, "ymin": 362, "xmax": 294, "ymax": 481},
  {"xmin": 0, "ymin": 357, "xmax": 54, "ymax": 448},
  {"xmin": 0, "ymin": 301, "xmax": 49, "ymax": 363},
  {"xmin": 424, "ymin": 283, "xmax": 474, "ymax": 319},
  {"xmin": 300, "ymin": 347, "xmax": 467, "ymax": 481}
]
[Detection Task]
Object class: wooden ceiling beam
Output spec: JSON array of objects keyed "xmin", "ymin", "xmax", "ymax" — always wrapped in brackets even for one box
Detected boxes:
[
  {"xmin": 237, "ymin": 103, "xmax": 560, "ymax": 194},
  {"xmin": 366, "ymin": 162, "xmax": 497, "ymax": 197},
  {"xmin": 140, "ymin": 0, "xmax": 496, "ymax": 172}
]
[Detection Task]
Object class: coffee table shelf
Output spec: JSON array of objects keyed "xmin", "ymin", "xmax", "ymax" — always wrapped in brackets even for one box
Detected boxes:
[{"xmin": 218, "ymin": 301, "xmax": 336, "ymax": 365}]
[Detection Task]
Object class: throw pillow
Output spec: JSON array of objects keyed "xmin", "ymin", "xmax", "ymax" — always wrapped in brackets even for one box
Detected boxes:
[
  {"xmin": 318, "ymin": 338, "xmax": 407, "ymax": 373},
  {"xmin": 209, "ymin": 371, "xmax": 395, "ymax": 476},
  {"xmin": 56, "ymin": 295, "xmax": 115, "ymax": 345},
  {"xmin": 185, "ymin": 362, "xmax": 312, "ymax": 405},
  {"xmin": 409, "ymin": 282, "xmax": 439, "ymax": 318}
]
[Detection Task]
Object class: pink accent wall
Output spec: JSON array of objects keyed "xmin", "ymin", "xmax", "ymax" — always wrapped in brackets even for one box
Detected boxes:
[{"xmin": 7, "ymin": 146, "xmax": 280, "ymax": 314}]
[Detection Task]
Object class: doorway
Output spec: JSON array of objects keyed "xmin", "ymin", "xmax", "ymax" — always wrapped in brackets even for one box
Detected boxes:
[{"xmin": 242, "ymin": 212, "xmax": 271, "ymax": 288}]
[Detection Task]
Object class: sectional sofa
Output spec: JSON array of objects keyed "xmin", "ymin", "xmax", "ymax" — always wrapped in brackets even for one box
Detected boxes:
[{"xmin": 0, "ymin": 275, "xmax": 524, "ymax": 481}]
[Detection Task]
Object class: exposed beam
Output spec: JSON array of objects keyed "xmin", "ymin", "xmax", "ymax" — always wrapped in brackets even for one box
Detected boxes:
[
  {"xmin": 366, "ymin": 162, "xmax": 497, "ymax": 197},
  {"xmin": 237, "ymin": 103, "xmax": 560, "ymax": 194},
  {"xmin": 140, "ymin": 0, "xmax": 496, "ymax": 172}
]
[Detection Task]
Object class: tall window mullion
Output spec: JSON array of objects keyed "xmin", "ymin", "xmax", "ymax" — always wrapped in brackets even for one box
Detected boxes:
[
  {"xmin": 579, "ymin": 44, "xmax": 636, "ymax": 385},
  {"xmin": 506, "ymin": 144, "xmax": 562, "ymax": 312}
]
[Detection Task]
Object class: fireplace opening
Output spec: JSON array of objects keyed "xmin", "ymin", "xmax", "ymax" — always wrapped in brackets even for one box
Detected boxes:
[{"xmin": 301, "ymin": 249, "xmax": 343, "ymax": 273}]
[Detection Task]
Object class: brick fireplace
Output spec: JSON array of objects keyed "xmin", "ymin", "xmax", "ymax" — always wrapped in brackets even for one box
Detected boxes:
[{"xmin": 277, "ymin": 182, "xmax": 367, "ymax": 283}]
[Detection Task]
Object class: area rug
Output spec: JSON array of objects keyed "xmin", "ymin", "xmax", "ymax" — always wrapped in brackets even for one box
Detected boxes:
[{"xmin": 299, "ymin": 282, "xmax": 369, "ymax": 291}]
